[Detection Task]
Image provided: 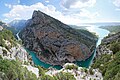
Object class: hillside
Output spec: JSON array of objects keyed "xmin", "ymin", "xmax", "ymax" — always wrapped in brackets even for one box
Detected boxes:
[
  {"xmin": 20, "ymin": 10, "xmax": 98, "ymax": 66},
  {"xmin": 8, "ymin": 20, "xmax": 26, "ymax": 33},
  {"xmin": 0, "ymin": 23, "xmax": 41, "ymax": 80},
  {"xmin": 92, "ymin": 32, "xmax": 120, "ymax": 80},
  {"xmin": 100, "ymin": 25, "xmax": 120, "ymax": 33}
]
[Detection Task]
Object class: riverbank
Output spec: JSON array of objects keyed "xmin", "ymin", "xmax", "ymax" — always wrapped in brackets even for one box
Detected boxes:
[
  {"xmin": 26, "ymin": 49, "xmax": 63, "ymax": 69},
  {"xmin": 16, "ymin": 25, "xmax": 110, "ymax": 69}
]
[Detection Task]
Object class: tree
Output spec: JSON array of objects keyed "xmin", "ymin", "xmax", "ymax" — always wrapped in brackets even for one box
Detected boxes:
[
  {"xmin": 110, "ymin": 42, "xmax": 120, "ymax": 54},
  {"xmin": 53, "ymin": 72, "xmax": 76, "ymax": 80}
]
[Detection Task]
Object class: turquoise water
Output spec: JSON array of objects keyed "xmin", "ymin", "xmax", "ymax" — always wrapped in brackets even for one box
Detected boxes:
[
  {"xmin": 26, "ymin": 25, "xmax": 110, "ymax": 69},
  {"xmin": 86, "ymin": 25, "xmax": 110, "ymax": 46},
  {"xmin": 26, "ymin": 49, "xmax": 62, "ymax": 69},
  {"xmin": 74, "ymin": 50, "xmax": 96, "ymax": 68},
  {"xmin": 78, "ymin": 25, "xmax": 110, "ymax": 67}
]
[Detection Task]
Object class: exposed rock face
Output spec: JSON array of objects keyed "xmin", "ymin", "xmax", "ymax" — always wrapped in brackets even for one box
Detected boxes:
[
  {"xmin": 20, "ymin": 10, "xmax": 97, "ymax": 66},
  {"xmin": 0, "ymin": 26, "xmax": 3, "ymax": 31},
  {"xmin": 95, "ymin": 45, "xmax": 113, "ymax": 59},
  {"xmin": 0, "ymin": 42, "xmax": 28, "ymax": 63},
  {"xmin": 95, "ymin": 32, "xmax": 120, "ymax": 59},
  {"xmin": 102, "ymin": 32, "xmax": 120, "ymax": 44},
  {"xmin": 46, "ymin": 63, "xmax": 103, "ymax": 80}
]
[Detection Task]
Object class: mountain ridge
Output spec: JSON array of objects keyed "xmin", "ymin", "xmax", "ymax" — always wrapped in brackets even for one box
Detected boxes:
[{"xmin": 20, "ymin": 10, "xmax": 98, "ymax": 66}]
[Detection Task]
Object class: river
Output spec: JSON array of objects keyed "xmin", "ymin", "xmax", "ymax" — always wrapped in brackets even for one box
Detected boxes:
[
  {"xmin": 74, "ymin": 25, "xmax": 110, "ymax": 68},
  {"xmin": 16, "ymin": 30, "xmax": 21, "ymax": 40},
  {"xmin": 17, "ymin": 25, "xmax": 110, "ymax": 69}
]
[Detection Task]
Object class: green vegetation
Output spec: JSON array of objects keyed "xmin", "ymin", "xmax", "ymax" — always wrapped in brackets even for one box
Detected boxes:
[
  {"xmin": 92, "ymin": 47, "xmax": 120, "ymax": 80},
  {"xmin": 2, "ymin": 49, "xmax": 7, "ymax": 56},
  {"xmin": 0, "ymin": 29, "xmax": 17, "ymax": 49},
  {"xmin": 0, "ymin": 55, "xmax": 2, "ymax": 59},
  {"xmin": 92, "ymin": 31, "xmax": 120, "ymax": 80},
  {"xmin": 69, "ymin": 25, "xmax": 87, "ymax": 30},
  {"xmin": 37, "ymin": 66, "xmax": 46, "ymax": 76},
  {"xmin": 39, "ymin": 72, "xmax": 75, "ymax": 80},
  {"xmin": 53, "ymin": 72, "xmax": 76, "ymax": 80},
  {"xmin": 0, "ymin": 21, "xmax": 77, "ymax": 80},
  {"xmin": 65, "ymin": 64, "xmax": 78, "ymax": 70},
  {"xmin": 38, "ymin": 66, "xmax": 76, "ymax": 80},
  {"xmin": 0, "ymin": 59, "xmax": 38, "ymax": 80},
  {"xmin": 40, "ymin": 75, "xmax": 54, "ymax": 80},
  {"xmin": 89, "ymin": 68, "xmax": 94, "ymax": 75},
  {"xmin": 110, "ymin": 42, "xmax": 120, "ymax": 54},
  {"xmin": 0, "ymin": 54, "xmax": 76, "ymax": 80},
  {"xmin": 83, "ymin": 68, "xmax": 88, "ymax": 74},
  {"xmin": 100, "ymin": 26, "xmax": 120, "ymax": 33}
]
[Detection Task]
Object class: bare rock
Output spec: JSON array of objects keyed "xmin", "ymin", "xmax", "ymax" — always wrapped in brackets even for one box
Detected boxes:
[{"xmin": 20, "ymin": 10, "xmax": 97, "ymax": 66}]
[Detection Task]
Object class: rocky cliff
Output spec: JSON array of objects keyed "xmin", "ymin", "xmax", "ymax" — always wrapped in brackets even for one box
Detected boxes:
[
  {"xmin": 0, "ymin": 27, "xmax": 28, "ymax": 63},
  {"xmin": 95, "ymin": 32, "xmax": 120, "ymax": 59},
  {"xmin": 20, "ymin": 10, "xmax": 98, "ymax": 66},
  {"xmin": 92, "ymin": 32, "xmax": 120, "ymax": 80}
]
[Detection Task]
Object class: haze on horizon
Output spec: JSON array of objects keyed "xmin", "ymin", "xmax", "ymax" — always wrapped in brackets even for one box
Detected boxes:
[{"xmin": 0, "ymin": 0, "xmax": 120, "ymax": 25}]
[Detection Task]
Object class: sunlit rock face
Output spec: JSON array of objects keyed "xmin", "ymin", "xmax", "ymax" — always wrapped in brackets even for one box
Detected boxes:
[
  {"xmin": 20, "ymin": 10, "xmax": 97, "ymax": 66},
  {"xmin": 0, "ymin": 26, "xmax": 3, "ymax": 31},
  {"xmin": 96, "ymin": 32, "xmax": 120, "ymax": 59}
]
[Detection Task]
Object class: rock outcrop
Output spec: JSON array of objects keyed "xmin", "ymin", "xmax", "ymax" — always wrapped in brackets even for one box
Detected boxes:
[
  {"xmin": 20, "ymin": 10, "xmax": 98, "ymax": 66},
  {"xmin": 95, "ymin": 45, "xmax": 113, "ymax": 59},
  {"xmin": 0, "ymin": 26, "xmax": 3, "ymax": 31},
  {"xmin": 95, "ymin": 32, "xmax": 120, "ymax": 59},
  {"xmin": 0, "ymin": 43, "xmax": 28, "ymax": 62},
  {"xmin": 0, "ymin": 23, "xmax": 28, "ymax": 63}
]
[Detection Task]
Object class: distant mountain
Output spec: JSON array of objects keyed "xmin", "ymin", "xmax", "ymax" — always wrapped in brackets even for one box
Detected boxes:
[
  {"xmin": 9, "ymin": 20, "xmax": 27, "ymax": 31},
  {"xmin": 69, "ymin": 25, "xmax": 87, "ymax": 30},
  {"xmin": 20, "ymin": 10, "xmax": 98, "ymax": 66},
  {"xmin": 100, "ymin": 25, "xmax": 120, "ymax": 33},
  {"xmin": 80, "ymin": 22, "xmax": 120, "ymax": 26}
]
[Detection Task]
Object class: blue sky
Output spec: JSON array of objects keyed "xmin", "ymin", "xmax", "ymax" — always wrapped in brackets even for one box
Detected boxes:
[{"xmin": 0, "ymin": 0, "xmax": 120, "ymax": 25}]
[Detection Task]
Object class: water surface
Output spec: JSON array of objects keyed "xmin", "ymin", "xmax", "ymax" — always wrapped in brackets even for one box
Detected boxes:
[
  {"xmin": 26, "ymin": 25, "xmax": 110, "ymax": 69},
  {"xmin": 75, "ymin": 25, "xmax": 110, "ymax": 68}
]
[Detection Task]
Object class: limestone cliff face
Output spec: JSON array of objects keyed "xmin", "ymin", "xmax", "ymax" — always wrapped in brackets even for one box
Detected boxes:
[
  {"xmin": 0, "ymin": 26, "xmax": 28, "ymax": 63},
  {"xmin": 95, "ymin": 32, "xmax": 120, "ymax": 59},
  {"xmin": 20, "ymin": 10, "xmax": 97, "ymax": 66}
]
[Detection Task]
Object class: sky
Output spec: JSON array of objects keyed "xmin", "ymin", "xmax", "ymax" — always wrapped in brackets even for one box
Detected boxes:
[{"xmin": 0, "ymin": 0, "xmax": 120, "ymax": 25}]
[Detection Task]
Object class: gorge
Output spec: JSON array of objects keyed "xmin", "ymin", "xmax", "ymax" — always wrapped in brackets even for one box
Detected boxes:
[
  {"xmin": 24, "ymin": 24, "xmax": 110, "ymax": 69},
  {"xmin": 17, "ymin": 11, "xmax": 110, "ymax": 69},
  {"xmin": 19, "ymin": 10, "xmax": 98, "ymax": 68}
]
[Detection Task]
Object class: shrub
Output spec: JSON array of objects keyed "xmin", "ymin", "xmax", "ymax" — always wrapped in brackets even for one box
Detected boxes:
[
  {"xmin": 0, "ymin": 55, "xmax": 2, "ymax": 59},
  {"xmin": 2, "ymin": 49, "xmax": 7, "ymax": 56},
  {"xmin": 110, "ymin": 42, "xmax": 120, "ymax": 54},
  {"xmin": 54, "ymin": 72, "xmax": 76, "ymax": 80},
  {"xmin": 65, "ymin": 64, "xmax": 78, "ymax": 70},
  {"xmin": 89, "ymin": 68, "xmax": 94, "ymax": 75},
  {"xmin": 0, "ymin": 59, "xmax": 38, "ymax": 80},
  {"xmin": 40, "ymin": 75, "xmax": 54, "ymax": 80}
]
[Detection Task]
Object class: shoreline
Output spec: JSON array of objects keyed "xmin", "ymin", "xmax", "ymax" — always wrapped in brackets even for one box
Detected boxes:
[{"xmin": 17, "ymin": 26, "xmax": 110, "ymax": 69}]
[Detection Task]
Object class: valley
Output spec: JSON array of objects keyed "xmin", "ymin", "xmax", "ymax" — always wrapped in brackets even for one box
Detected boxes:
[
  {"xmin": 0, "ymin": 10, "xmax": 120, "ymax": 80},
  {"xmin": 1, "ymin": 0, "xmax": 120, "ymax": 79}
]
